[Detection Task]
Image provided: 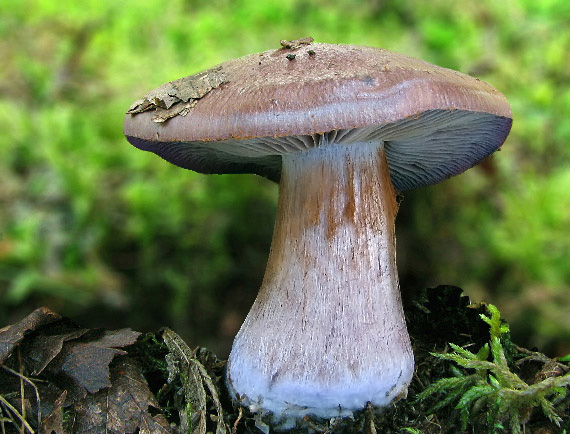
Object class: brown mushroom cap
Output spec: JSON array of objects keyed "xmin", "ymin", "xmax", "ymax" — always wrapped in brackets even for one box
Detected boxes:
[{"xmin": 124, "ymin": 42, "xmax": 512, "ymax": 190}]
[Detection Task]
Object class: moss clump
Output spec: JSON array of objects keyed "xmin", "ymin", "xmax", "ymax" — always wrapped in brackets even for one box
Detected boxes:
[{"xmin": 415, "ymin": 304, "xmax": 570, "ymax": 433}]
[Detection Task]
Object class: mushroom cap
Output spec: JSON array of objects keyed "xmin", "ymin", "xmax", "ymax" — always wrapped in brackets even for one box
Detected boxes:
[{"xmin": 124, "ymin": 42, "xmax": 512, "ymax": 190}]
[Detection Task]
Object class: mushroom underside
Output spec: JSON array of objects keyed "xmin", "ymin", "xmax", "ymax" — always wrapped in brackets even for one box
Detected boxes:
[{"xmin": 125, "ymin": 109, "xmax": 512, "ymax": 189}]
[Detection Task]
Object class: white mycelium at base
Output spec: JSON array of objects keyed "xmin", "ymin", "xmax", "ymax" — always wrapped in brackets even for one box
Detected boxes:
[{"xmin": 227, "ymin": 141, "xmax": 414, "ymax": 420}]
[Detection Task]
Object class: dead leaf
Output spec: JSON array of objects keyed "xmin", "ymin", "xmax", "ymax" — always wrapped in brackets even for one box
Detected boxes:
[
  {"xmin": 162, "ymin": 328, "xmax": 228, "ymax": 434},
  {"xmin": 40, "ymin": 390, "xmax": 67, "ymax": 434},
  {"xmin": 364, "ymin": 402, "xmax": 377, "ymax": 434},
  {"xmin": 151, "ymin": 100, "xmax": 198, "ymax": 123},
  {"xmin": 126, "ymin": 66, "xmax": 227, "ymax": 123},
  {"xmin": 0, "ymin": 307, "xmax": 61, "ymax": 364},
  {"xmin": 254, "ymin": 415, "xmax": 270, "ymax": 434},
  {"xmin": 46, "ymin": 328, "xmax": 141, "ymax": 395},
  {"xmin": 23, "ymin": 328, "xmax": 89, "ymax": 375},
  {"xmin": 70, "ymin": 357, "xmax": 171, "ymax": 434},
  {"xmin": 0, "ymin": 311, "xmax": 166, "ymax": 433},
  {"xmin": 279, "ymin": 37, "xmax": 314, "ymax": 50}
]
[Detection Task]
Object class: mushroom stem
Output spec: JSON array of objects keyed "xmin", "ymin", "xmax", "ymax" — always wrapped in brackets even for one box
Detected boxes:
[{"xmin": 227, "ymin": 141, "xmax": 414, "ymax": 419}]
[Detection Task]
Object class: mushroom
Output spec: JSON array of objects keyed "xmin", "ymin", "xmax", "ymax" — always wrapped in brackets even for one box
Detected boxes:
[{"xmin": 123, "ymin": 41, "xmax": 512, "ymax": 421}]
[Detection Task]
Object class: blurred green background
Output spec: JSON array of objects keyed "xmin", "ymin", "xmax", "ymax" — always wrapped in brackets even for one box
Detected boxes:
[{"xmin": 1, "ymin": 0, "xmax": 568, "ymax": 357}]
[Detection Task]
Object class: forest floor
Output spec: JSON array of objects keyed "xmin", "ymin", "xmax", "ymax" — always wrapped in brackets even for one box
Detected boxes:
[{"xmin": 1, "ymin": 286, "xmax": 568, "ymax": 433}]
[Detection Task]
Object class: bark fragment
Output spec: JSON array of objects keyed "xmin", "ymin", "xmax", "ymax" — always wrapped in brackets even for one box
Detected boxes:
[
  {"xmin": 126, "ymin": 66, "xmax": 228, "ymax": 123},
  {"xmin": 279, "ymin": 37, "xmax": 314, "ymax": 50}
]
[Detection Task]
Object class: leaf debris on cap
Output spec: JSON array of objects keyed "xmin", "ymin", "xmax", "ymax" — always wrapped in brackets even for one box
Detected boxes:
[
  {"xmin": 279, "ymin": 36, "xmax": 314, "ymax": 50},
  {"xmin": 126, "ymin": 66, "xmax": 228, "ymax": 123}
]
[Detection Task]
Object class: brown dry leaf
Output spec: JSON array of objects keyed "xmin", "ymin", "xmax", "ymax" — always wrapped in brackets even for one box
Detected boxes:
[
  {"xmin": 126, "ymin": 66, "xmax": 227, "ymax": 123},
  {"xmin": 0, "ymin": 311, "xmax": 157, "ymax": 433},
  {"xmin": 279, "ymin": 36, "xmax": 314, "ymax": 50},
  {"xmin": 0, "ymin": 307, "xmax": 61, "ymax": 363},
  {"xmin": 39, "ymin": 390, "xmax": 67, "ymax": 434},
  {"xmin": 163, "ymin": 328, "xmax": 228, "ymax": 434},
  {"xmin": 46, "ymin": 328, "xmax": 141, "ymax": 395},
  {"xmin": 151, "ymin": 100, "xmax": 199, "ymax": 123},
  {"xmin": 23, "ymin": 328, "xmax": 89, "ymax": 375},
  {"xmin": 70, "ymin": 357, "xmax": 171, "ymax": 434},
  {"xmin": 364, "ymin": 402, "xmax": 377, "ymax": 434}
]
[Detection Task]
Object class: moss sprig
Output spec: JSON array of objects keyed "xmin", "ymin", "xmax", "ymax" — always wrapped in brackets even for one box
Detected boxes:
[{"xmin": 415, "ymin": 304, "xmax": 570, "ymax": 433}]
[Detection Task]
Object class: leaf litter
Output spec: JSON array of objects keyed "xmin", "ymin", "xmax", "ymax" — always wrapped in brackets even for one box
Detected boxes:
[
  {"xmin": 69, "ymin": 357, "xmax": 170, "ymax": 434},
  {"xmin": 0, "ymin": 308, "xmax": 166, "ymax": 434},
  {"xmin": 1, "ymin": 287, "xmax": 568, "ymax": 433}
]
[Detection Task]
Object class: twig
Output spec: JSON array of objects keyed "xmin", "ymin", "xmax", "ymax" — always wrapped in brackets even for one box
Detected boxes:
[
  {"xmin": 232, "ymin": 406, "xmax": 243, "ymax": 434},
  {"xmin": 1, "ymin": 365, "xmax": 41, "ymax": 430},
  {"xmin": 514, "ymin": 344, "xmax": 569, "ymax": 373},
  {"xmin": 0, "ymin": 395, "xmax": 35, "ymax": 434},
  {"xmin": 18, "ymin": 349, "xmax": 25, "ymax": 434},
  {"xmin": 1, "ymin": 406, "xmax": 8, "ymax": 434}
]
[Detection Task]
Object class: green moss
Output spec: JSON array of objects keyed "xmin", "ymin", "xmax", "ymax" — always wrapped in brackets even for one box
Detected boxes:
[{"xmin": 415, "ymin": 304, "xmax": 570, "ymax": 433}]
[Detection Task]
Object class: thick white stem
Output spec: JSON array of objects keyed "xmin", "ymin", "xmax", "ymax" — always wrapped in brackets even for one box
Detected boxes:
[{"xmin": 227, "ymin": 142, "xmax": 413, "ymax": 419}]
